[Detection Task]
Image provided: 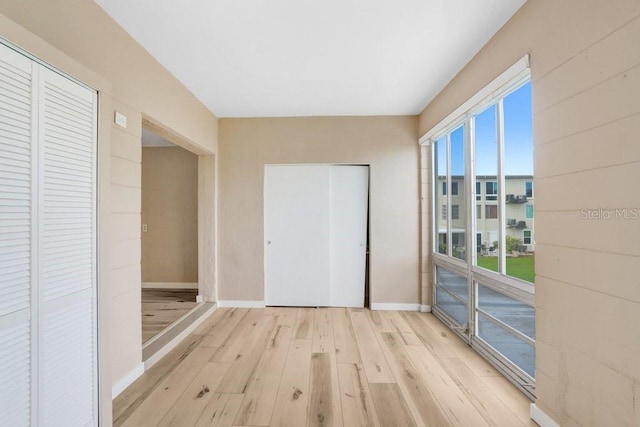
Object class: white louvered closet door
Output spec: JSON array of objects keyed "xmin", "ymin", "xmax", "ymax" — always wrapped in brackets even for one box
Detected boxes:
[
  {"xmin": 38, "ymin": 67, "xmax": 97, "ymax": 426},
  {"xmin": 0, "ymin": 43, "xmax": 98, "ymax": 426},
  {"xmin": 0, "ymin": 41, "xmax": 35, "ymax": 427}
]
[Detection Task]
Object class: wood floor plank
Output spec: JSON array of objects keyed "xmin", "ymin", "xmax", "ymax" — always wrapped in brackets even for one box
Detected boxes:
[
  {"xmin": 435, "ymin": 357, "xmax": 530, "ymax": 427},
  {"xmin": 217, "ymin": 310, "xmax": 278, "ymax": 393},
  {"xmin": 113, "ymin": 332, "xmax": 206, "ymax": 425},
  {"xmin": 195, "ymin": 393, "xmax": 244, "ymax": 427},
  {"xmin": 404, "ymin": 346, "xmax": 490, "ymax": 427},
  {"xmin": 233, "ymin": 321, "xmax": 294, "ymax": 426},
  {"xmin": 418, "ymin": 313, "xmax": 500, "ymax": 377},
  {"xmin": 479, "ymin": 375, "xmax": 538, "ymax": 426},
  {"xmin": 270, "ymin": 339, "xmax": 313, "ymax": 427},
  {"xmin": 366, "ymin": 309, "xmax": 393, "ymax": 333},
  {"xmin": 331, "ymin": 308, "xmax": 361, "ymax": 364},
  {"xmin": 158, "ymin": 362, "xmax": 231, "ymax": 426},
  {"xmin": 142, "ymin": 289, "xmax": 198, "ymax": 343},
  {"xmin": 312, "ymin": 308, "xmax": 335, "ymax": 353},
  {"xmin": 308, "ymin": 353, "xmax": 343, "ymax": 427},
  {"xmin": 121, "ymin": 346, "xmax": 219, "ymax": 426},
  {"xmin": 383, "ymin": 312, "xmax": 422, "ymax": 346},
  {"xmin": 200, "ymin": 308, "xmax": 249, "ymax": 347},
  {"xmin": 337, "ymin": 363, "xmax": 380, "ymax": 427},
  {"xmin": 348, "ymin": 310, "xmax": 395, "ymax": 383},
  {"xmin": 377, "ymin": 332, "xmax": 448, "ymax": 426},
  {"xmin": 368, "ymin": 383, "xmax": 416, "ymax": 427},
  {"xmin": 275, "ymin": 307, "xmax": 299, "ymax": 328},
  {"xmin": 191, "ymin": 307, "xmax": 229, "ymax": 335},
  {"xmin": 294, "ymin": 307, "xmax": 315, "ymax": 340},
  {"xmin": 210, "ymin": 309, "xmax": 264, "ymax": 361},
  {"xmin": 401, "ymin": 312, "xmax": 458, "ymax": 358}
]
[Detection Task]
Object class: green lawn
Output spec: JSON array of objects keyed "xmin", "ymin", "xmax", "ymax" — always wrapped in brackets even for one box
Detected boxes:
[{"xmin": 477, "ymin": 256, "xmax": 535, "ymax": 283}]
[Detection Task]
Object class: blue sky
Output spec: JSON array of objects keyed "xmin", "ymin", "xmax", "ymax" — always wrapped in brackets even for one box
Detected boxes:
[{"xmin": 442, "ymin": 81, "xmax": 533, "ymax": 176}]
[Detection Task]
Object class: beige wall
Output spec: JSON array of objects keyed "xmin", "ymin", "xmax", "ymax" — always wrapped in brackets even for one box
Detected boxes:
[
  {"xmin": 0, "ymin": 0, "xmax": 219, "ymax": 413},
  {"xmin": 142, "ymin": 146, "xmax": 198, "ymax": 283},
  {"xmin": 218, "ymin": 116, "xmax": 420, "ymax": 305},
  {"xmin": 419, "ymin": 1, "xmax": 640, "ymax": 425}
]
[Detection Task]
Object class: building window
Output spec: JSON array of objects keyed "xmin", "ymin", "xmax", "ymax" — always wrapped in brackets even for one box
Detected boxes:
[
  {"xmin": 485, "ymin": 205, "xmax": 498, "ymax": 219},
  {"xmin": 526, "ymin": 204, "xmax": 534, "ymax": 219},
  {"xmin": 442, "ymin": 205, "xmax": 447, "ymax": 220},
  {"xmin": 477, "ymin": 204, "xmax": 482, "ymax": 219},
  {"xmin": 523, "ymin": 230, "xmax": 532, "ymax": 244},
  {"xmin": 476, "ymin": 181, "xmax": 481, "ymax": 200},
  {"xmin": 525, "ymin": 181, "xmax": 533, "ymax": 198},
  {"xmin": 452, "ymin": 205, "xmax": 459, "ymax": 220},
  {"xmin": 486, "ymin": 181, "xmax": 497, "ymax": 201},
  {"xmin": 444, "ymin": 181, "xmax": 459, "ymax": 196}
]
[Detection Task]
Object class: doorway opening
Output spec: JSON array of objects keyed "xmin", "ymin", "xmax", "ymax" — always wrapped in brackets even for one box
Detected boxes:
[{"xmin": 140, "ymin": 127, "xmax": 199, "ymax": 346}]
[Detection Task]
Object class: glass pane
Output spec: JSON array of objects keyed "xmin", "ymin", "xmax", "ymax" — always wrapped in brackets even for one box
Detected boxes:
[
  {"xmin": 474, "ymin": 105, "xmax": 499, "ymax": 272},
  {"xmin": 434, "ymin": 136, "xmax": 447, "ymax": 254},
  {"xmin": 478, "ymin": 284, "xmax": 535, "ymax": 339},
  {"xmin": 478, "ymin": 313, "xmax": 535, "ymax": 377},
  {"xmin": 450, "ymin": 125, "xmax": 466, "ymax": 261},
  {"xmin": 504, "ymin": 82, "xmax": 534, "ymax": 283},
  {"xmin": 435, "ymin": 266, "xmax": 468, "ymax": 325}
]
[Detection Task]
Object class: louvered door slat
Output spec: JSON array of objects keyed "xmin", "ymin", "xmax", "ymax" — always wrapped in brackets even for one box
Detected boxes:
[{"xmin": 0, "ymin": 42, "xmax": 32, "ymax": 427}]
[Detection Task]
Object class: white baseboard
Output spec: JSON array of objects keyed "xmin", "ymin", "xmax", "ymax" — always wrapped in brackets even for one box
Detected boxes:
[
  {"xmin": 419, "ymin": 304, "xmax": 432, "ymax": 313},
  {"xmin": 144, "ymin": 303, "xmax": 218, "ymax": 370},
  {"xmin": 530, "ymin": 403, "xmax": 559, "ymax": 427},
  {"xmin": 217, "ymin": 300, "xmax": 266, "ymax": 308},
  {"xmin": 142, "ymin": 282, "xmax": 198, "ymax": 289},
  {"xmin": 112, "ymin": 363, "xmax": 144, "ymax": 399},
  {"xmin": 370, "ymin": 303, "xmax": 420, "ymax": 311}
]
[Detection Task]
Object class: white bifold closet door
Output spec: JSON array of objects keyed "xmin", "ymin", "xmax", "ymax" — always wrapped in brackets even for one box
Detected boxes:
[
  {"xmin": 264, "ymin": 164, "xmax": 368, "ymax": 307},
  {"xmin": 0, "ymin": 43, "xmax": 97, "ymax": 426}
]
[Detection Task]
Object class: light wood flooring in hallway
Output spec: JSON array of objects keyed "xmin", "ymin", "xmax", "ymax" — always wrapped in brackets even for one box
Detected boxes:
[
  {"xmin": 116, "ymin": 307, "xmax": 536, "ymax": 426},
  {"xmin": 142, "ymin": 289, "xmax": 198, "ymax": 343}
]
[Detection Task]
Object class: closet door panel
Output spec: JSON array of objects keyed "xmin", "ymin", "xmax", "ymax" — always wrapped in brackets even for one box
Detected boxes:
[
  {"xmin": 38, "ymin": 66, "xmax": 97, "ymax": 426},
  {"xmin": 0, "ymin": 43, "xmax": 33, "ymax": 426}
]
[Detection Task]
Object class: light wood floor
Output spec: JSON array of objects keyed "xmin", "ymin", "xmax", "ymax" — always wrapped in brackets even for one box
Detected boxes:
[
  {"xmin": 142, "ymin": 289, "xmax": 198, "ymax": 343},
  {"xmin": 117, "ymin": 307, "xmax": 536, "ymax": 426}
]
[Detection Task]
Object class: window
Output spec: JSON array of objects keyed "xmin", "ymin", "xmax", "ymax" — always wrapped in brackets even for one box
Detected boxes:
[
  {"xmin": 442, "ymin": 181, "xmax": 458, "ymax": 195},
  {"xmin": 425, "ymin": 58, "xmax": 534, "ymax": 396},
  {"xmin": 452, "ymin": 205, "xmax": 459, "ymax": 220},
  {"xmin": 486, "ymin": 181, "xmax": 497, "ymax": 201},
  {"xmin": 526, "ymin": 204, "xmax": 534, "ymax": 219},
  {"xmin": 433, "ymin": 125, "xmax": 466, "ymax": 261}
]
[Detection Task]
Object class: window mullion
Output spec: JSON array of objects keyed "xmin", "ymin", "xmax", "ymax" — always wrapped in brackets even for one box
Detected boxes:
[
  {"xmin": 464, "ymin": 115, "xmax": 475, "ymax": 338},
  {"xmin": 496, "ymin": 99, "xmax": 506, "ymax": 275},
  {"xmin": 446, "ymin": 133, "xmax": 452, "ymax": 257}
]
